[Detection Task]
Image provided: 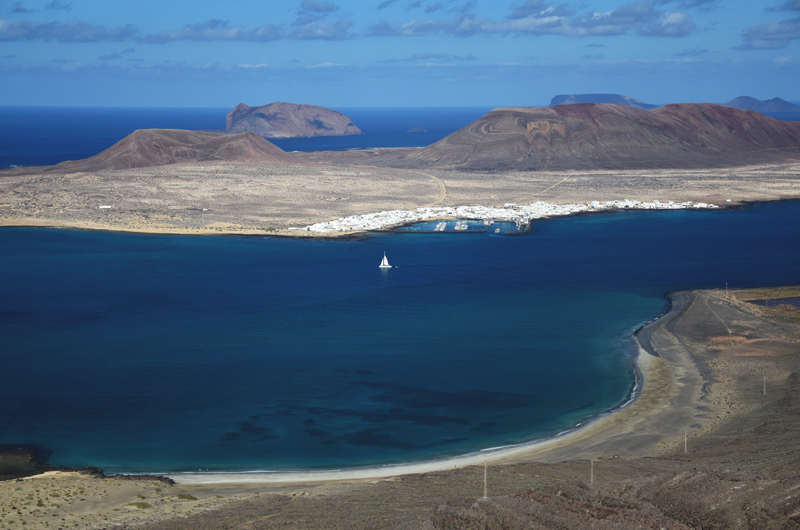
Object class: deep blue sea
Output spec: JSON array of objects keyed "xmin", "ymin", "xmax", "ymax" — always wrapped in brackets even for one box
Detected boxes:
[
  {"xmin": 1, "ymin": 107, "xmax": 800, "ymax": 474},
  {"xmin": 3, "ymin": 203, "xmax": 800, "ymax": 473}
]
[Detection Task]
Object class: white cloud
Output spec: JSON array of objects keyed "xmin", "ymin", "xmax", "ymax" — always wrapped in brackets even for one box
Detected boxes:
[
  {"xmin": 44, "ymin": 0, "xmax": 70, "ymax": 11},
  {"xmin": 306, "ymin": 61, "xmax": 347, "ymax": 67},
  {"xmin": 739, "ymin": 16, "xmax": 800, "ymax": 49},
  {"xmin": 369, "ymin": 1, "xmax": 695, "ymax": 38},
  {"xmin": 300, "ymin": 0, "xmax": 340, "ymax": 13},
  {"xmin": 10, "ymin": 2, "xmax": 34, "ymax": 14},
  {"xmin": 0, "ymin": 18, "xmax": 137, "ymax": 41},
  {"xmin": 144, "ymin": 18, "xmax": 353, "ymax": 43}
]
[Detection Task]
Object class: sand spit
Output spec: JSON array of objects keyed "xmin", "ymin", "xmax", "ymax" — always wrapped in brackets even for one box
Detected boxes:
[{"xmin": 1, "ymin": 161, "xmax": 799, "ymax": 236}]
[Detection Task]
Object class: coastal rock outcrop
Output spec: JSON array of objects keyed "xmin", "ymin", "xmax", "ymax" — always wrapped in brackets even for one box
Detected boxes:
[
  {"xmin": 408, "ymin": 103, "xmax": 800, "ymax": 170},
  {"xmin": 226, "ymin": 102, "xmax": 362, "ymax": 138},
  {"xmin": 47, "ymin": 129, "xmax": 294, "ymax": 173}
]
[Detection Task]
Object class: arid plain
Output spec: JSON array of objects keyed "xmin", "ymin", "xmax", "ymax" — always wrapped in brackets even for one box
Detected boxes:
[{"xmin": 3, "ymin": 159, "xmax": 800, "ymax": 236}]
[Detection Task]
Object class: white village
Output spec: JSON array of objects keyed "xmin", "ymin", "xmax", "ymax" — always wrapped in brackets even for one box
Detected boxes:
[{"xmin": 292, "ymin": 199, "xmax": 718, "ymax": 233}]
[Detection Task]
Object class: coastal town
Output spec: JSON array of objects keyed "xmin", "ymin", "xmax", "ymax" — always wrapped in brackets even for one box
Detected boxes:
[{"xmin": 293, "ymin": 199, "xmax": 718, "ymax": 233}]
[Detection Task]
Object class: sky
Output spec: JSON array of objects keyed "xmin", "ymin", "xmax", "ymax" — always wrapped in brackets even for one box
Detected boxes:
[{"xmin": 1, "ymin": 0, "xmax": 799, "ymax": 107}]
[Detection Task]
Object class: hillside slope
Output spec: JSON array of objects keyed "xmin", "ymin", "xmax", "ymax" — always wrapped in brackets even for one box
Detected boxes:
[
  {"xmin": 408, "ymin": 103, "xmax": 800, "ymax": 170},
  {"xmin": 46, "ymin": 129, "xmax": 294, "ymax": 173}
]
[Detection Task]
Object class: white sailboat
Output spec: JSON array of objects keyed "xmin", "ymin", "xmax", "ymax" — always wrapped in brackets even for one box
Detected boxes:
[{"xmin": 379, "ymin": 252, "xmax": 391, "ymax": 269}]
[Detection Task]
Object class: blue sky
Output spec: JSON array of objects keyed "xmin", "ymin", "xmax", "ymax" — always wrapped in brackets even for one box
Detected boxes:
[{"xmin": 1, "ymin": 0, "xmax": 798, "ymax": 107}]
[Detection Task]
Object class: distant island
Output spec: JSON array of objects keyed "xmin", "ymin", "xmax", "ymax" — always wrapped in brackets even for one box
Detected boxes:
[
  {"xmin": 550, "ymin": 93, "xmax": 657, "ymax": 110},
  {"xmin": 407, "ymin": 127, "xmax": 427, "ymax": 133},
  {"xmin": 226, "ymin": 102, "xmax": 363, "ymax": 138},
  {"xmin": 9, "ymin": 103, "xmax": 800, "ymax": 175},
  {"xmin": 3, "ymin": 101, "xmax": 800, "ymax": 239},
  {"xmin": 725, "ymin": 96, "xmax": 800, "ymax": 113}
]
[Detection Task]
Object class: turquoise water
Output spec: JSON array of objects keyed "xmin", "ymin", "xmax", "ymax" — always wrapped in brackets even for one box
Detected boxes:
[{"xmin": 2, "ymin": 202, "xmax": 800, "ymax": 473}]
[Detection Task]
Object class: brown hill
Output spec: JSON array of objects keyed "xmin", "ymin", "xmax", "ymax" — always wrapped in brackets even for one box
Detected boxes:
[
  {"xmin": 226, "ymin": 102, "xmax": 362, "ymax": 137},
  {"xmin": 408, "ymin": 103, "xmax": 800, "ymax": 170},
  {"xmin": 46, "ymin": 129, "xmax": 294, "ymax": 173}
]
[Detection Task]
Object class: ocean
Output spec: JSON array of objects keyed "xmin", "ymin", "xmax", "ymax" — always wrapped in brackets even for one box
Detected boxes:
[
  {"xmin": 0, "ymin": 106, "xmax": 494, "ymax": 169},
  {"xmin": 1, "ymin": 107, "xmax": 800, "ymax": 474}
]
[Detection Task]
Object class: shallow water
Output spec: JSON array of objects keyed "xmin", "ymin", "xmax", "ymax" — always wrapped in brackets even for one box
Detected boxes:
[{"xmin": 2, "ymin": 202, "xmax": 800, "ymax": 473}]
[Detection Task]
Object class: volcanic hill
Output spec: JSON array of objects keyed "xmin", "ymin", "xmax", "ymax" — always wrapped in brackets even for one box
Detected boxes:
[
  {"xmin": 725, "ymin": 96, "xmax": 800, "ymax": 113},
  {"xmin": 45, "ymin": 129, "xmax": 294, "ymax": 173},
  {"xmin": 407, "ymin": 103, "xmax": 800, "ymax": 171},
  {"xmin": 226, "ymin": 102, "xmax": 362, "ymax": 138}
]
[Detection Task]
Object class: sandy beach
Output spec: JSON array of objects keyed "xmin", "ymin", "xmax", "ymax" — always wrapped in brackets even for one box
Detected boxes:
[{"xmin": 164, "ymin": 291, "xmax": 700, "ymax": 486}]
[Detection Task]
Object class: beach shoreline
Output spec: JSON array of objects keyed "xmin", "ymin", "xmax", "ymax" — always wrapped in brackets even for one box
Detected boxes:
[
  {"xmin": 0, "ymin": 198, "xmax": 767, "ymax": 241},
  {"xmin": 164, "ymin": 290, "xmax": 695, "ymax": 485},
  {"xmin": 3, "ymin": 287, "xmax": 798, "ymax": 529}
]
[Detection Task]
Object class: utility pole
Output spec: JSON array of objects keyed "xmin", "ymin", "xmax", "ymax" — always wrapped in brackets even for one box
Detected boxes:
[
  {"xmin": 590, "ymin": 459, "xmax": 594, "ymax": 485},
  {"xmin": 483, "ymin": 461, "xmax": 487, "ymax": 499},
  {"xmin": 764, "ymin": 376, "xmax": 766, "ymax": 395},
  {"xmin": 685, "ymin": 431, "xmax": 687, "ymax": 454}
]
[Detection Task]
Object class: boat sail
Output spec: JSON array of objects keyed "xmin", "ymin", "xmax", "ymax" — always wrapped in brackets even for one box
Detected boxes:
[{"xmin": 379, "ymin": 252, "xmax": 391, "ymax": 269}]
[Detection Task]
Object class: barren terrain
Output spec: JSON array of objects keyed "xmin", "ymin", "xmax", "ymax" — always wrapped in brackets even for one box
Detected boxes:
[
  {"xmin": 3, "ymin": 102, "xmax": 800, "ymax": 236},
  {"xmin": 2, "ymin": 161, "xmax": 800, "ymax": 236}
]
